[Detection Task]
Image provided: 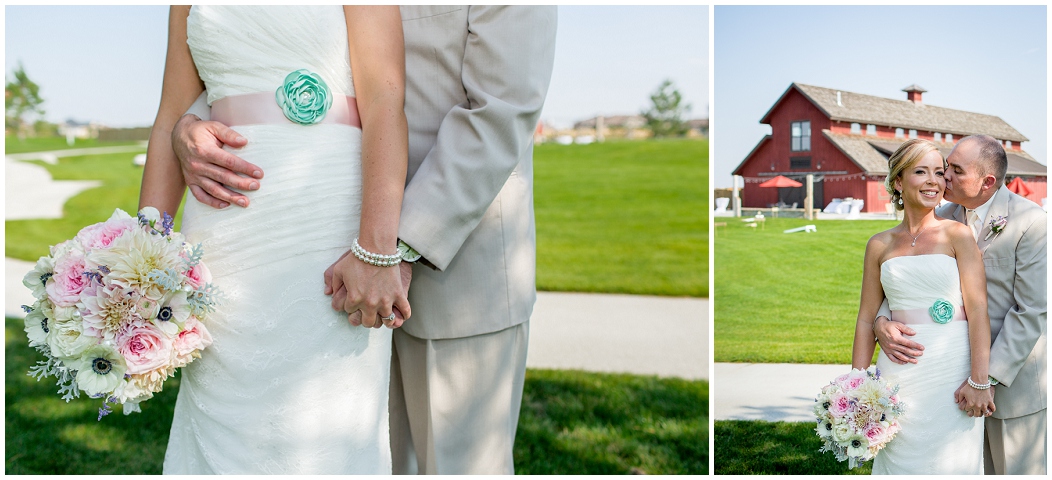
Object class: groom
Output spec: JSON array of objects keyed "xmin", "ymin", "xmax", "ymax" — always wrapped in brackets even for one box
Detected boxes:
[
  {"xmin": 875, "ymin": 135, "xmax": 1047, "ymax": 475},
  {"xmin": 169, "ymin": 6, "xmax": 557, "ymax": 474}
]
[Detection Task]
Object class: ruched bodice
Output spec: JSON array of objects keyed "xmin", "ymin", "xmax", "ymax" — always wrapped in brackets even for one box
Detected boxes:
[
  {"xmin": 187, "ymin": 6, "xmax": 354, "ymax": 104},
  {"xmin": 880, "ymin": 254, "xmax": 964, "ymax": 311}
]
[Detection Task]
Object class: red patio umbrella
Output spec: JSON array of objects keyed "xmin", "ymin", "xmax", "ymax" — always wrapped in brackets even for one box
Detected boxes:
[
  {"xmin": 1006, "ymin": 177, "xmax": 1032, "ymax": 197},
  {"xmin": 758, "ymin": 175, "xmax": 803, "ymax": 188}
]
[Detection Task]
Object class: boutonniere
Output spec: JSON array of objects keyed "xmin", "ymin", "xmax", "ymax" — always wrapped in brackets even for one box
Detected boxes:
[{"xmin": 985, "ymin": 215, "xmax": 1008, "ymax": 241}]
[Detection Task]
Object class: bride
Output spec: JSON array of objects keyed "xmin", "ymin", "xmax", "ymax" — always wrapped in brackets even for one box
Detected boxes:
[
  {"xmin": 138, "ymin": 6, "xmax": 409, "ymax": 474},
  {"xmin": 850, "ymin": 139, "xmax": 994, "ymax": 474}
]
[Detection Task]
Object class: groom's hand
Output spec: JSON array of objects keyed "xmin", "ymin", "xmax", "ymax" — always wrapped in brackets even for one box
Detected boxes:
[
  {"xmin": 873, "ymin": 316, "xmax": 924, "ymax": 364},
  {"xmin": 324, "ymin": 254, "xmax": 413, "ymax": 328},
  {"xmin": 172, "ymin": 114, "xmax": 262, "ymax": 209}
]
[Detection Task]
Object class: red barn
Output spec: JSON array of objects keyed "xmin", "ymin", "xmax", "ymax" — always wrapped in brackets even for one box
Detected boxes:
[{"xmin": 733, "ymin": 83, "xmax": 1047, "ymax": 212}]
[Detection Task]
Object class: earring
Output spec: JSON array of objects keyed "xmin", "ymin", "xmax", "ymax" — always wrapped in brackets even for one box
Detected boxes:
[{"xmin": 898, "ymin": 198, "xmax": 903, "ymax": 205}]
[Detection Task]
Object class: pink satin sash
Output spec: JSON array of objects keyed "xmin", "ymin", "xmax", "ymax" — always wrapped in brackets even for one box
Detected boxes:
[
  {"xmin": 891, "ymin": 306, "xmax": 967, "ymax": 325},
  {"xmin": 211, "ymin": 92, "xmax": 361, "ymax": 128}
]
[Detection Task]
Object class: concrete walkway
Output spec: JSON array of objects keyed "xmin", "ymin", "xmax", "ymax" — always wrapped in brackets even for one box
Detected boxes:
[
  {"xmin": 5, "ymin": 146, "xmax": 707, "ymax": 381},
  {"xmin": 712, "ymin": 362, "xmax": 850, "ymax": 422}
]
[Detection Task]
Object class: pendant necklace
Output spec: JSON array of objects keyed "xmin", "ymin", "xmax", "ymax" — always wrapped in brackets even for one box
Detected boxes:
[{"xmin": 906, "ymin": 225, "xmax": 926, "ymax": 247}]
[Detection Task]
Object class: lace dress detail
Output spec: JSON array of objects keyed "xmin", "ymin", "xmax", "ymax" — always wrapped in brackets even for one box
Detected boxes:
[
  {"xmin": 163, "ymin": 6, "xmax": 391, "ymax": 474},
  {"xmin": 871, "ymin": 254, "xmax": 982, "ymax": 474}
]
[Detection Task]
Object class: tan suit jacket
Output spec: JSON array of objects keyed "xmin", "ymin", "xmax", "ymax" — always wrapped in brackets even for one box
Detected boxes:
[
  {"xmin": 936, "ymin": 186, "xmax": 1047, "ymax": 419},
  {"xmin": 395, "ymin": 6, "xmax": 556, "ymax": 340}
]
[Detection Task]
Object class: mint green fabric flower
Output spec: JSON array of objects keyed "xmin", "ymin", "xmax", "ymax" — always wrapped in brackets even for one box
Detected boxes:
[
  {"xmin": 275, "ymin": 69, "xmax": 332, "ymax": 125},
  {"xmin": 929, "ymin": 299, "xmax": 954, "ymax": 324}
]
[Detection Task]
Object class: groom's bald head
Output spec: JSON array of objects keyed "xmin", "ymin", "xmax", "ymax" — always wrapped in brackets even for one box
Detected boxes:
[{"xmin": 957, "ymin": 135, "xmax": 1008, "ymax": 186}]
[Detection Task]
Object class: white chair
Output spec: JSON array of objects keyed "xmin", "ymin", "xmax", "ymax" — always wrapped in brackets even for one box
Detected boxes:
[
  {"xmin": 715, "ymin": 197, "xmax": 729, "ymax": 212},
  {"xmin": 824, "ymin": 198, "xmax": 843, "ymax": 213},
  {"xmin": 846, "ymin": 199, "xmax": 864, "ymax": 219}
]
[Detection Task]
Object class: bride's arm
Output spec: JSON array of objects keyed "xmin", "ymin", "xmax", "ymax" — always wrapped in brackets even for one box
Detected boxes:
[
  {"xmin": 328, "ymin": 6, "xmax": 410, "ymax": 328},
  {"xmin": 851, "ymin": 235, "xmax": 887, "ymax": 369},
  {"xmin": 139, "ymin": 6, "xmax": 205, "ymax": 215},
  {"xmin": 952, "ymin": 222, "xmax": 994, "ymax": 414}
]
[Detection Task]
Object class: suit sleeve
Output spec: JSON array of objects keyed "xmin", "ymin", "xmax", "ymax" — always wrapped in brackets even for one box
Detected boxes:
[
  {"xmin": 186, "ymin": 92, "xmax": 211, "ymax": 120},
  {"xmin": 396, "ymin": 6, "xmax": 557, "ymax": 271},
  {"xmin": 988, "ymin": 209, "xmax": 1047, "ymax": 387},
  {"xmin": 876, "ymin": 298, "xmax": 891, "ymax": 321}
]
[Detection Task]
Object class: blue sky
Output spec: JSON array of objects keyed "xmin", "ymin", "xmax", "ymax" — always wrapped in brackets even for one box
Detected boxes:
[
  {"xmin": 5, "ymin": 5, "xmax": 707, "ymax": 130},
  {"xmin": 714, "ymin": 5, "xmax": 1046, "ymax": 188}
]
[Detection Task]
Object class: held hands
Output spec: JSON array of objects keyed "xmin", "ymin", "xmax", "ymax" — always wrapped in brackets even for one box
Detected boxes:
[
  {"xmin": 954, "ymin": 380, "xmax": 996, "ymax": 418},
  {"xmin": 171, "ymin": 114, "xmax": 263, "ymax": 209},
  {"xmin": 323, "ymin": 250, "xmax": 412, "ymax": 329},
  {"xmin": 873, "ymin": 316, "xmax": 925, "ymax": 365}
]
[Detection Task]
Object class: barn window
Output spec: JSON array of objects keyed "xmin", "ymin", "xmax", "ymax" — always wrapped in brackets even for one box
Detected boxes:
[
  {"xmin": 1006, "ymin": 140, "xmax": 1012, "ymax": 148},
  {"xmin": 946, "ymin": 133, "xmax": 953, "ymax": 143},
  {"xmin": 934, "ymin": 132, "xmax": 942, "ymax": 142},
  {"xmin": 866, "ymin": 124, "xmax": 876, "ymax": 136},
  {"xmin": 895, "ymin": 128, "xmax": 904, "ymax": 138},
  {"xmin": 790, "ymin": 157, "xmax": 811, "ymax": 169},
  {"xmin": 850, "ymin": 123, "xmax": 861, "ymax": 134},
  {"xmin": 909, "ymin": 129, "xmax": 917, "ymax": 139},
  {"xmin": 791, "ymin": 121, "xmax": 811, "ymax": 151}
]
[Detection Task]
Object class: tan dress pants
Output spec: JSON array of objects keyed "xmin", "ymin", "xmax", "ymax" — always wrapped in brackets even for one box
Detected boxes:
[
  {"xmin": 984, "ymin": 408, "xmax": 1047, "ymax": 475},
  {"xmin": 389, "ymin": 322, "xmax": 529, "ymax": 475}
]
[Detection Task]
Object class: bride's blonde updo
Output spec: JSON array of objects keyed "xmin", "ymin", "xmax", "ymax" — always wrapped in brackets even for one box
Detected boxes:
[{"xmin": 885, "ymin": 139, "xmax": 942, "ymax": 211}]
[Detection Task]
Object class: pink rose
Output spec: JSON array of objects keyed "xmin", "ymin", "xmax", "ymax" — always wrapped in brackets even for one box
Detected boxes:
[
  {"xmin": 863, "ymin": 423, "xmax": 886, "ymax": 443},
  {"xmin": 174, "ymin": 316, "xmax": 213, "ymax": 360},
  {"xmin": 116, "ymin": 323, "xmax": 174, "ymax": 375},
  {"xmin": 183, "ymin": 263, "xmax": 212, "ymax": 289},
  {"xmin": 46, "ymin": 250, "xmax": 91, "ymax": 307},
  {"xmin": 829, "ymin": 393, "xmax": 851, "ymax": 418},
  {"xmin": 76, "ymin": 213, "xmax": 135, "ymax": 250}
]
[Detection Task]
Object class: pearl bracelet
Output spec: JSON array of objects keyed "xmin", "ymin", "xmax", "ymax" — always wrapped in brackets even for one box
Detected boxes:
[
  {"xmin": 352, "ymin": 237, "xmax": 401, "ymax": 267},
  {"xmin": 967, "ymin": 376, "xmax": 992, "ymax": 390}
]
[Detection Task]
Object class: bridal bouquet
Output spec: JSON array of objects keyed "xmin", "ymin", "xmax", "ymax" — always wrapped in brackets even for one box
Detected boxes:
[
  {"xmin": 21, "ymin": 207, "xmax": 219, "ymax": 419},
  {"xmin": 814, "ymin": 367, "xmax": 905, "ymax": 468}
]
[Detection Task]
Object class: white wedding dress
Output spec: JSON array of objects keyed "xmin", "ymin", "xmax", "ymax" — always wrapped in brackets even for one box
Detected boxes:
[
  {"xmin": 163, "ymin": 6, "xmax": 392, "ymax": 474},
  {"xmin": 871, "ymin": 254, "xmax": 983, "ymax": 474}
]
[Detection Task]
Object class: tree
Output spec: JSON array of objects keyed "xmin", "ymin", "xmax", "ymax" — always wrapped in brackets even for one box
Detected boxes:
[
  {"xmin": 6, "ymin": 62, "xmax": 45, "ymax": 139},
  {"xmin": 642, "ymin": 79, "xmax": 691, "ymax": 138}
]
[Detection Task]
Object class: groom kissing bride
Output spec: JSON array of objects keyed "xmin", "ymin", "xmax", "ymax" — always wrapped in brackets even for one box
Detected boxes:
[{"xmin": 872, "ymin": 135, "xmax": 1046, "ymax": 475}]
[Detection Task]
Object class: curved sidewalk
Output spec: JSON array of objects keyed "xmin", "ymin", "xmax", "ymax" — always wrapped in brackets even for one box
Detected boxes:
[{"xmin": 713, "ymin": 362, "xmax": 850, "ymax": 422}]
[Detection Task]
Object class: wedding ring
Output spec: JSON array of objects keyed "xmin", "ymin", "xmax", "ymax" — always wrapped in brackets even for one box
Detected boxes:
[{"xmin": 380, "ymin": 313, "xmax": 396, "ymax": 322}]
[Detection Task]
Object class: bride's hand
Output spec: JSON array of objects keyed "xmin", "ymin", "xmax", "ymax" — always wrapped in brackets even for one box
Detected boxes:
[
  {"xmin": 326, "ymin": 250, "xmax": 411, "ymax": 328},
  {"xmin": 955, "ymin": 380, "xmax": 996, "ymax": 418}
]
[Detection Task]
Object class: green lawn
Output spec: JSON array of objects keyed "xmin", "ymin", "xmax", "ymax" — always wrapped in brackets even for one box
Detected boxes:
[
  {"xmin": 7, "ymin": 317, "xmax": 706, "ymax": 474},
  {"xmin": 4, "ymin": 135, "xmax": 140, "ymax": 154},
  {"xmin": 534, "ymin": 139, "xmax": 707, "ymax": 297},
  {"xmin": 714, "ymin": 217, "xmax": 897, "ymax": 364},
  {"xmin": 714, "ymin": 420, "xmax": 869, "ymax": 475}
]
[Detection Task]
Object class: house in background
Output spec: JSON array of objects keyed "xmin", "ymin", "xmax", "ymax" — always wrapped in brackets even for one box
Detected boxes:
[{"xmin": 732, "ymin": 83, "xmax": 1047, "ymax": 212}]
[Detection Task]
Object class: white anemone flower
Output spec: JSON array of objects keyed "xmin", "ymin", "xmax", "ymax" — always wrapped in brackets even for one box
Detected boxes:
[
  {"xmin": 154, "ymin": 291, "xmax": 191, "ymax": 335},
  {"xmin": 73, "ymin": 345, "xmax": 128, "ymax": 397},
  {"xmin": 23, "ymin": 255, "xmax": 55, "ymax": 299},
  {"xmin": 24, "ymin": 302, "xmax": 53, "ymax": 348},
  {"xmin": 845, "ymin": 434, "xmax": 869, "ymax": 458}
]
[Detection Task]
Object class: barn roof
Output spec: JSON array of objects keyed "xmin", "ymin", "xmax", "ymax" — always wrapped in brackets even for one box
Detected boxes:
[
  {"xmin": 823, "ymin": 131, "xmax": 1046, "ymax": 177},
  {"xmin": 760, "ymin": 83, "xmax": 1029, "ymax": 143}
]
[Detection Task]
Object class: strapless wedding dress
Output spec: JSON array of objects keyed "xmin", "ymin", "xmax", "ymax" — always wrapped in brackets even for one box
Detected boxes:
[
  {"xmin": 871, "ymin": 254, "xmax": 983, "ymax": 474},
  {"xmin": 163, "ymin": 6, "xmax": 391, "ymax": 474}
]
